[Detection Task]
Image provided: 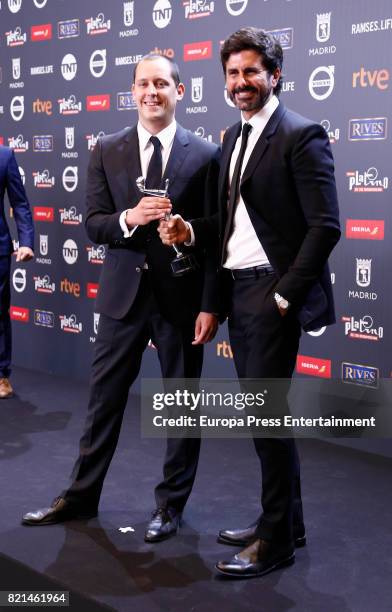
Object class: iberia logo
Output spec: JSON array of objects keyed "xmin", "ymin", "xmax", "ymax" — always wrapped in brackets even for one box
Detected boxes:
[
  {"xmin": 33, "ymin": 206, "xmax": 54, "ymax": 221},
  {"xmin": 296, "ymin": 355, "xmax": 332, "ymax": 378},
  {"xmin": 183, "ymin": 41, "xmax": 212, "ymax": 61},
  {"xmin": 346, "ymin": 219, "xmax": 384, "ymax": 240},
  {"xmin": 87, "ymin": 283, "xmax": 99, "ymax": 298},
  {"xmin": 10, "ymin": 306, "xmax": 30, "ymax": 322},
  {"xmin": 31, "ymin": 24, "xmax": 52, "ymax": 41},
  {"xmin": 86, "ymin": 94, "xmax": 110, "ymax": 111}
]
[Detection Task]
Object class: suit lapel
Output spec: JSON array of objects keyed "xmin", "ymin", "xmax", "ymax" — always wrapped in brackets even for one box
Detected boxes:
[
  {"xmin": 219, "ymin": 122, "xmax": 241, "ymax": 199},
  {"xmin": 123, "ymin": 126, "xmax": 142, "ymax": 206},
  {"xmin": 241, "ymin": 103, "xmax": 286, "ymax": 185},
  {"xmin": 218, "ymin": 122, "xmax": 241, "ymax": 234},
  {"xmin": 163, "ymin": 124, "xmax": 189, "ymax": 192}
]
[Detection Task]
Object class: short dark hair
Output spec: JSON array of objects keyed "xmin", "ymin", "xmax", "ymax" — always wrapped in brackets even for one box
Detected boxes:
[
  {"xmin": 220, "ymin": 27, "xmax": 284, "ymax": 96},
  {"xmin": 133, "ymin": 54, "xmax": 181, "ymax": 87}
]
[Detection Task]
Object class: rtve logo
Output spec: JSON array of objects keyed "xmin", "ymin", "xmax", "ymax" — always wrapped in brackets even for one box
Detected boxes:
[
  {"xmin": 352, "ymin": 67, "xmax": 389, "ymax": 89},
  {"xmin": 33, "ymin": 98, "xmax": 52, "ymax": 115},
  {"xmin": 60, "ymin": 278, "xmax": 81, "ymax": 297}
]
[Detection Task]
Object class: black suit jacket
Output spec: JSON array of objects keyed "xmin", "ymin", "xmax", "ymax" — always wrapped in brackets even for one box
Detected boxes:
[
  {"xmin": 85, "ymin": 124, "xmax": 220, "ymax": 324},
  {"xmin": 192, "ymin": 102, "xmax": 341, "ymax": 332}
]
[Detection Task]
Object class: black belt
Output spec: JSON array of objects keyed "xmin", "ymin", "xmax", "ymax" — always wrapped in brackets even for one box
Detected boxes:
[{"xmin": 230, "ymin": 265, "xmax": 275, "ymax": 280}]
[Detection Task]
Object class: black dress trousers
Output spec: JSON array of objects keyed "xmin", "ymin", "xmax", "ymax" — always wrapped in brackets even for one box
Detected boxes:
[
  {"xmin": 62, "ymin": 270, "xmax": 203, "ymax": 512},
  {"xmin": 227, "ymin": 270, "xmax": 303, "ymax": 543}
]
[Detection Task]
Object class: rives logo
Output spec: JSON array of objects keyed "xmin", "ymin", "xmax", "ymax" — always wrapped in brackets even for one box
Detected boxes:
[
  {"xmin": 349, "ymin": 117, "xmax": 387, "ymax": 141},
  {"xmin": 341, "ymin": 362, "xmax": 379, "ymax": 388}
]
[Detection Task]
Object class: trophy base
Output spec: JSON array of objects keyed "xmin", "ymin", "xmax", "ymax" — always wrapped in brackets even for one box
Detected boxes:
[{"xmin": 171, "ymin": 253, "xmax": 198, "ymax": 277}]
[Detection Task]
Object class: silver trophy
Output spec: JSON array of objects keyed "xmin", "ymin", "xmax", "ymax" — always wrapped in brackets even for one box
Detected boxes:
[{"xmin": 136, "ymin": 176, "xmax": 198, "ymax": 277}]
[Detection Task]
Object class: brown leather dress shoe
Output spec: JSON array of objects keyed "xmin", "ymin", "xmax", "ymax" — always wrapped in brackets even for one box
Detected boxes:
[
  {"xmin": 21, "ymin": 497, "xmax": 98, "ymax": 525},
  {"xmin": 216, "ymin": 538, "xmax": 295, "ymax": 578},
  {"xmin": 0, "ymin": 378, "xmax": 13, "ymax": 399}
]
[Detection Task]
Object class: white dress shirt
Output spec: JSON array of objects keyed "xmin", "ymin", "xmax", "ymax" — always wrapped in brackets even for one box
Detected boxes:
[
  {"xmin": 119, "ymin": 119, "xmax": 177, "ymax": 237},
  {"xmin": 223, "ymin": 95, "xmax": 279, "ymax": 269}
]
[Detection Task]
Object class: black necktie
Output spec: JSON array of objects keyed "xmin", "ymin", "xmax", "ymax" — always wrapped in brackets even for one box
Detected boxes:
[
  {"xmin": 146, "ymin": 136, "xmax": 162, "ymax": 189},
  {"xmin": 221, "ymin": 122, "xmax": 252, "ymax": 264}
]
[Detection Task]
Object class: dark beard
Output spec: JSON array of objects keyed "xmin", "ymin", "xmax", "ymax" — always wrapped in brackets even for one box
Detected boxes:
[{"xmin": 229, "ymin": 86, "xmax": 272, "ymax": 112}]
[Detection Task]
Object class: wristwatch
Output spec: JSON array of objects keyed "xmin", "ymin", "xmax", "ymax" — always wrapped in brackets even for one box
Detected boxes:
[{"xmin": 274, "ymin": 292, "xmax": 290, "ymax": 310}]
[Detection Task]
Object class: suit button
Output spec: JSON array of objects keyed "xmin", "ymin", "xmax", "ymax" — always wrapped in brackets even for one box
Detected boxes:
[{"xmin": 135, "ymin": 266, "xmax": 141, "ymax": 273}]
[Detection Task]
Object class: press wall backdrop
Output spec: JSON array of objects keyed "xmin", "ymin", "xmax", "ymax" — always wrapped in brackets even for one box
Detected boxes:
[{"xmin": 1, "ymin": 0, "xmax": 391, "ymax": 389}]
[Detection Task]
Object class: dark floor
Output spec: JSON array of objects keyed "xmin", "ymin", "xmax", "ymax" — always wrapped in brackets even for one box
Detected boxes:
[{"xmin": 1, "ymin": 367, "xmax": 391, "ymax": 612}]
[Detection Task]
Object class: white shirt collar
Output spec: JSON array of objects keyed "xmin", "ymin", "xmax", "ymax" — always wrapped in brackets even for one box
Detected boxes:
[
  {"xmin": 241, "ymin": 95, "xmax": 279, "ymax": 133},
  {"xmin": 137, "ymin": 119, "xmax": 177, "ymax": 151}
]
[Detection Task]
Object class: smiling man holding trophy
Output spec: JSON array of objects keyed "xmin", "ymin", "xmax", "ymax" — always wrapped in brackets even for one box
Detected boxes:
[{"xmin": 22, "ymin": 54, "xmax": 220, "ymax": 542}]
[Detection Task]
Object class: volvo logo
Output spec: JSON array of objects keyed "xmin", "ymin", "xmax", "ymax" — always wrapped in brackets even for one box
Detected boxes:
[
  {"xmin": 89, "ymin": 49, "xmax": 107, "ymax": 78},
  {"xmin": 62, "ymin": 166, "xmax": 78, "ymax": 192}
]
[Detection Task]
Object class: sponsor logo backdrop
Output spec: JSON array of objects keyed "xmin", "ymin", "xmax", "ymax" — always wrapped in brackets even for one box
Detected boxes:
[{"xmin": 1, "ymin": 0, "xmax": 391, "ymax": 383}]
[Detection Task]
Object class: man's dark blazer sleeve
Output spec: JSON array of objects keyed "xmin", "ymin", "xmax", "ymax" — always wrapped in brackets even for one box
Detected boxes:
[
  {"xmin": 85, "ymin": 138, "xmax": 125, "ymax": 245},
  {"xmin": 273, "ymin": 122, "xmax": 340, "ymax": 305}
]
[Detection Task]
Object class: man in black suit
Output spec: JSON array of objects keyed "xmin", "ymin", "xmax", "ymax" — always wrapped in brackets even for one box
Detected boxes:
[
  {"xmin": 159, "ymin": 28, "xmax": 340, "ymax": 576},
  {"xmin": 22, "ymin": 54, "xmax": 220, "ymax": 541}
]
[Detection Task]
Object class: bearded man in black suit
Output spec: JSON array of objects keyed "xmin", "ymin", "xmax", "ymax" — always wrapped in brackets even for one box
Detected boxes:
[{"xmin": 159, "ymin": 28, "xmax": 340, "ymax": 577}]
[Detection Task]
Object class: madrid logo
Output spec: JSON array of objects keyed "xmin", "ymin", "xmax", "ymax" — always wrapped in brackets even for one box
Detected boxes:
[
  {"xmin": 309, "ymin": 65, "xmax": 335, "ymax": 100},
  {"xmin": 40, "ymin": 234, "xmax": 48, "ymax": 256},
  {"xmin": 12, "ymin": 58, "xmax": 21, "ymax": 80},
  {"xmin": 191, "ymin": 77, "xmax": 203, "ymax": 103},
  {"xmin": 316, "ymin": 13, "xmax": 331, "ymax": 43},
  {"xmin": 356, "ymin": 258, "xmax": 371, "ymax": 287},
  {"xmin": 65, "ymin": 127, "xmax": 74, "ymax": 149},
  {"xmin": 124, "ymin": 1, "xmax": 134, "ymax": 26}
]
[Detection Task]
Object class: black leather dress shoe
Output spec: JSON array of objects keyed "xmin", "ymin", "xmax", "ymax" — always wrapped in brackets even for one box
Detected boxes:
[
  {"xmin": 218, "ymin": 523, "xmax": 306, "ymax": 548},
  {"xmin": 144, "ymin": 507, "xmax": 181, "ymax": 542},
  {"xmin": 21, "ymin": 497, "xmax": 97, "ymax": 526},
  {"xmin": 216, "ymin": 538, "xmax": 295, "ymax": 578}
]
